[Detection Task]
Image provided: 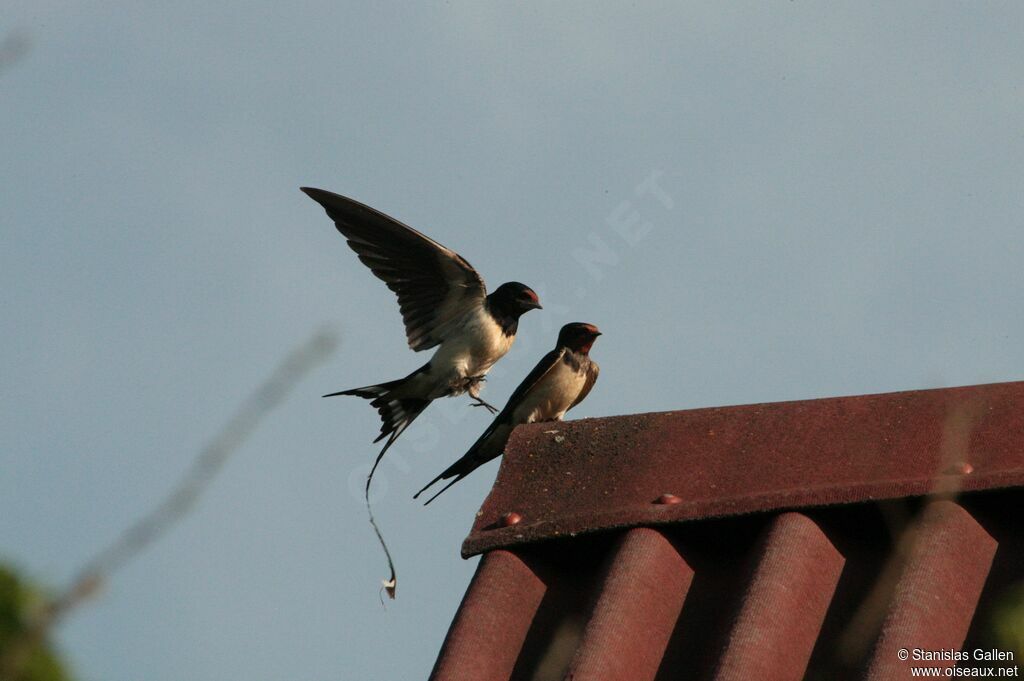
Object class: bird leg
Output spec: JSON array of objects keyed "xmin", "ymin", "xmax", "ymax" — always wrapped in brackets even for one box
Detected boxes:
[
  {"xmin": 466, "ymin": 375, "xmax": 499, "ymax": 414},
  {"xmin": 469, "ymin": 396, "xmax": 499, "ymax": 413}
]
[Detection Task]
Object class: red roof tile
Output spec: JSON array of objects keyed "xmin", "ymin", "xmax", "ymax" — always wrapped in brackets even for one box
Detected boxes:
[
  {"xmin": 865, "ymin": 501, "xmax": 997, "ymax": 680},
  {"xmin": 566, "ymin": 528, "xmax": 692, "ymax": 681},
  {"xmin": 464, "ymin": 380, "xmax": 1024, "ymax": 557},
  {"xmin": 715, "ymin": 512, "xmax": 845, "ymax": 680},
  {"xmin": 430, "ymin": 381, "xmax": 1024, "ymax": 681}
]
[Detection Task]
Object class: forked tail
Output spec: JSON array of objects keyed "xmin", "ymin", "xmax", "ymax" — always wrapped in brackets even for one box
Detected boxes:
[
  {"xmin": 324, "ymin": 363, "xmax": 431, "ymax": 601},
  {"xmin": 413, "ymin": 454, "xmax": 473, "ymax": 506},
  {"xmin": 414, "ymin": 422, "xmax": 510, "ymax": 505},
  {"xmin": 323, "ymin": 365, "xmax": 430, "ymax": 444}
]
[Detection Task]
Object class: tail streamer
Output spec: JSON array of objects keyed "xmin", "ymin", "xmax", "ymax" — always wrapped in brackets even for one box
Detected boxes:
[{"xmin": 365, "ymin": 420, "xmax": 413, "ymax": 601}]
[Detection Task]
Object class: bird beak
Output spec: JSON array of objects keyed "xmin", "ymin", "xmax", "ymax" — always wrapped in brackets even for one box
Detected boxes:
[{"xmin": 527, "ymin": 301, "xmax": 543, "ymax": 310}]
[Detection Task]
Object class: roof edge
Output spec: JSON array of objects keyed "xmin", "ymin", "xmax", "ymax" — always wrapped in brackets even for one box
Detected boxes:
[{"xmin": 463, "ymin": 380, "xmax": 1024, "ymax": 557}]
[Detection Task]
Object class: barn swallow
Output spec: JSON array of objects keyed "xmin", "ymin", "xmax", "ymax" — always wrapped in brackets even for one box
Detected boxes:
[
  {"xmin": 301, "ymin": 187, "xmax": 542, "ymax": 447},
  {"xmin": 415, "ymin": 322, "xmax": 601, "ymax": 505}
]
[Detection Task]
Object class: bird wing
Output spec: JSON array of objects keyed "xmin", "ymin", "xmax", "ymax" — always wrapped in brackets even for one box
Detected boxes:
[
  {"xmin": 569, "ymin": 360, "xmax": 599, "ymax": 411},
  {"xmin": 496, "ymin": 348, "xmax": 565, "ymax": 419},
  {"xmin": 414, "ymin": 349, "xmax": 565, "ymax": 504},
  {"xmin": 302, "ymin": 187, "xmax": 487, "ymax": 351},
  {"xmin": 464, "ymin": 348, "xmax": 565, "ymax": 452}
]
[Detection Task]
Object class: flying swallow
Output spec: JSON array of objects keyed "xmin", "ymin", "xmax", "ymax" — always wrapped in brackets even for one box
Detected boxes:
[
  {"xmin": 301, "ymin": 187, "xmax": 542, "ymax": 446},
  {"xmin": 415, "ymin": 322, "xmax": 601, "ymax": 505}
]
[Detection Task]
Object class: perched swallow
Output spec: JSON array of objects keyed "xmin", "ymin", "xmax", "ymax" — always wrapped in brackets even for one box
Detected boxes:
[
  {"xmin": 415, "ymin": 322, "xmax": 601, "ymax": 504},
  {"xmin": 301, "ymin": 187, "xmax": 542, "ymax": 446}
]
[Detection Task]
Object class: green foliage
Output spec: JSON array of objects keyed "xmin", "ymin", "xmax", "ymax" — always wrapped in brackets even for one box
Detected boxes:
[
  {"xmin": 993, "ymin": 581, "xmax": 1024, "ymax": 661},
  {"xmin": 0, "ymin": 564, "xmax": 71, "ymax": 681}
]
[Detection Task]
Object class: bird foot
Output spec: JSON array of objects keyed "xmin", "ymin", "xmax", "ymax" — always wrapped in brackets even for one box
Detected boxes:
[
  {"xmin": 469, "ymin": 397, "xmax": 499, "ymax": 414},
  {"xmin": 461, "ymin": 375, "xmax": 497, "ymax": 412}
]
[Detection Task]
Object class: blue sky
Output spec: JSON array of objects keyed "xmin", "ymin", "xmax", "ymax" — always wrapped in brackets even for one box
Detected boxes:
[{"xmin": 2, "ymin": 3, "xmax": 1023, "ymax": 679}]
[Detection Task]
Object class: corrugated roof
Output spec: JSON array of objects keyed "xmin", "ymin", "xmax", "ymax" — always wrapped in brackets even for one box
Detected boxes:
[{"xmin": 429, "ymin": 381, "xmax": 1024, "ymax": 680}]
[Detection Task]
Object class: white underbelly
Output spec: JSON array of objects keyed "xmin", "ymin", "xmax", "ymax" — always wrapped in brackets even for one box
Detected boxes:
[
  {"xmin": 512, "ymin": 359, "xmax": 585, "ymax": 423},
  {"xmin": 424, "ymin": 310, "xmax": 514, "ymax": 396}
]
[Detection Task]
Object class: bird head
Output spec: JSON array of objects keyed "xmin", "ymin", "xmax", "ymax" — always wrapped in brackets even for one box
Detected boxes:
[
  {"xmin": 557, "ymin": 322, "xmax": 602, "ymax": 354},
  {"xmin": 490, "ymin": 282, "xmax": 543, "ymax": 317}
]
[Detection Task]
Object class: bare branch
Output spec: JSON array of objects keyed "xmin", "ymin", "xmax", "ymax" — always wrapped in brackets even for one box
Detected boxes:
[
  {"xmin": 0, "ymin": 328, "xmax": 338, "ymax": 680},
  {"xmin": 0, "ymin": 32, "xmax": 31, "ymax": 75}
]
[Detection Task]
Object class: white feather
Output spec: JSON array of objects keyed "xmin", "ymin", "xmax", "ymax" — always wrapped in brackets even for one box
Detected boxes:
[{"xmin": 404, "ymin": 306, "xmax": 515, "ymax": 400}]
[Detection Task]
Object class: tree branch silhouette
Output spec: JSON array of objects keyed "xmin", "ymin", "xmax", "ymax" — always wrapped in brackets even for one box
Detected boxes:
[
  {"xmin": 0, "ymin": 32, "xmax": 31, "ymax": 76},
  {"xmin": 0, "ymin": 329, "xmax": 338, "ymax": 680}
]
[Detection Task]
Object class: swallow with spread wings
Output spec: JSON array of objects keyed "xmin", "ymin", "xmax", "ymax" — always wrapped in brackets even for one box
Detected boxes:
[{"xmin": 302, "ymin": 187, "xmax": 542, "ymax": 448}]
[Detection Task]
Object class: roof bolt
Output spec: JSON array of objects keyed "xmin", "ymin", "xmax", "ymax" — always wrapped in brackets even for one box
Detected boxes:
[
  {"xmin": 500, "ymin": 512, "xmax": 523, "ymax": 527},
  {"xmin": 944, "ymin": 461, "xmax": 974, "ymax": 475},
  {"xmin": 654, "ymin": 493, "xmax": 683, "ymax": 505}
]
